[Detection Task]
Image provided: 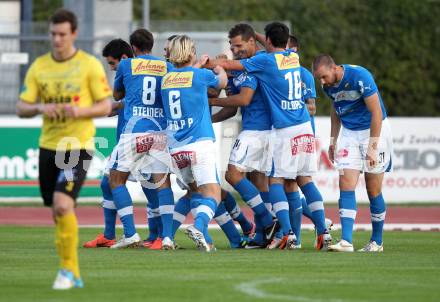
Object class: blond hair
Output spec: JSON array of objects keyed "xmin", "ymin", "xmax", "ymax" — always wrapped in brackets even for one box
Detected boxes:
[{"xmin": 169, "ymin": 35, "xmax": 196, "ymax": 67}]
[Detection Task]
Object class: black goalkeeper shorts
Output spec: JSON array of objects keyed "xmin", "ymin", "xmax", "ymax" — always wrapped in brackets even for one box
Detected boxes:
[{"xmin": 38, "ymin": 148, "xmax": 93, "ymax": 207}]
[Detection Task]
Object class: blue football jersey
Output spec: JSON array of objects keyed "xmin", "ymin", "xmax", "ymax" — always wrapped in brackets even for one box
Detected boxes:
[
  {"xmin": 240, "ymin": 50, "xmax": 310, "ymax": 129},
  {"xmin": 114, "ymin": 55, "xmax": 172, "ymax": 133},
  {"xmin": 300, "ymin": 67, "xmax": 317, "ymax": 134},
  {"xmin": 115, "ymin": 106, "xmax": 125, "ymax": 142},
  {"xmin": 228, "ymin": 70, "xmax": 271, "ymax": 131},
  {"xmin": 161, "ymin": 66, "xmax": 219, "ymax": 145},
  {"xmin": 323, "ymin": 64, "xmax": 387, "ymax": 131}
]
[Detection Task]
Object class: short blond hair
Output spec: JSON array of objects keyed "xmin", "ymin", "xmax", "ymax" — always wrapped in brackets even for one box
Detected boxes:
[{"xmin": 169, "ymin": 35, "xmax": 196, "ymax": 67}]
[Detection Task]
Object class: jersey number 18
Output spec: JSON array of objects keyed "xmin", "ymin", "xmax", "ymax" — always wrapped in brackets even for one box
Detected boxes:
[{"xmin": 284, "ymin": 70, "xmax": 302, "ymax": 100}]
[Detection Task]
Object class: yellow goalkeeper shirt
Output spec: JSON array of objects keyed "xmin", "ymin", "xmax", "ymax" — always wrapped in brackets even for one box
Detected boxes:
[{"xmin": 19, "ymin": 50, "xmax": 112, "ymax": 151}]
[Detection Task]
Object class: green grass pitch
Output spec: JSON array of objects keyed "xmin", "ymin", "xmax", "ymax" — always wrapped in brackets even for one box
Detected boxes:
[{"xmin": 0, "ymin": 226, "xmax": 439, "ymax": 302}]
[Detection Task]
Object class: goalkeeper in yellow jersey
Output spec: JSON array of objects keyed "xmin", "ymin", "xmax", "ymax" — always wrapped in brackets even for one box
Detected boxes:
[{"xmin": 16, "ymin": 9, "xmax": 112, "ymax": 290}]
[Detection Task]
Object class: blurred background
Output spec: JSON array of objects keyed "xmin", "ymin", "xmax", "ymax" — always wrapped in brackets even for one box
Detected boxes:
[{"xmin": 0, "ymin": 0, "xmax": 439, "ymax": 203}]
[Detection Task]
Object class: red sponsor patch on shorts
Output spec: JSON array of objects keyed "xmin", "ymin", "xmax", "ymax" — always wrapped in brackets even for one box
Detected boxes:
[
  {"xmin": 171, "ymin": 151, "xmax": 197, "ymax": 169},
  {"xmin": 135, "ymin": 133, "xmax": 167, "ymax": 153},
  {"xmin": 337, "ymin": 149, "xmax": 349, "ymax": 158},
  {"xmin": 290, "ymin": 134, "xmax": 315, "ymax": 156}
]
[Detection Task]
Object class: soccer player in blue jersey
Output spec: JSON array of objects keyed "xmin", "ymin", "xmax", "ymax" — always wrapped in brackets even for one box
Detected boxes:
[
  {"xmin": 210, "ymin": 23, "xmax": 280, "ymax": 248},
  {"xmin": 161, "ymin": 35, "xmax": 227, "ymax": 251},
  {"xmin": 109, "ymin": 29, "xmax": 175, "ymax": 249},
  {"xmin": 204, "ymin": 22, "xmax": 332, "ymax": 250},
  {"xmin": 286, "ymin": 35, "xmax": 333, "ymax": 248},
  {"xmin": 82, "ymin": 39, "xmax": 162, "ymax": 249},
  {"xmin": 313, "ymin": 54, "xmax": 392, "ymax": 252}
]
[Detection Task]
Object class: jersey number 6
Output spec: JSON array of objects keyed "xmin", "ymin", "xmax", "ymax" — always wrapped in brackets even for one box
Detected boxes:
[{"xmin": 169, "ymin": 90, "xmax": 182, "ymax": 119}]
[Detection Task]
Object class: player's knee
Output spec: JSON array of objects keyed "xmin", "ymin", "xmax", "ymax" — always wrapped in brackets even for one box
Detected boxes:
[
  {"xmin": 225, "ymin": 168, "xmax": 242, "ymax": 186},
  {"xmin": 198, "ymin": 184, "xmax": 221, "ymax": 202},
  {"xmin": 154, "ymin": 173, "xmax": 171, "ymax": 190},
  {"xmin": 296, "ymin": 176, "xmax": 312, "ymax": 188},
  {"xmin": 366, "ymin": 186, "xmax": 382, "ymax": 198},
  {"xmin": 53, "ymin": 192, "xmax": 74, "ymax": 216},
  {"xmin": 339, "ymin": 177, "xmax": 357, "ymax": 191},
  {"xmin": 284, "ymin": 179, "xmax": 298, "ymax": 192},
  {"xmin": 109, "ymin": 170, "xmax": 126, "ymax": 189}
]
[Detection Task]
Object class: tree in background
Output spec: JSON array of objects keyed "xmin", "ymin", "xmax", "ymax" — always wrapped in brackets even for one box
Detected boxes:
[{"xmin": 35, "ymin": 0, "xmax": 440, "ymax": 116}]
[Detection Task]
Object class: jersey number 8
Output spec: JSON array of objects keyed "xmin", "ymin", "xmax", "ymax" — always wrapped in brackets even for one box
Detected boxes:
[{"xmin": 142, "ymin": 76, "xmax": 156, "ymax": 105}]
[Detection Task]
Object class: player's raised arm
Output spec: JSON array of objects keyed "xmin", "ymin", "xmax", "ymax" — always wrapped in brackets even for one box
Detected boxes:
[
  {"xmin": 203, "ymin": 57, "xmax": 244, "ymax": 71},
  {"xmin": 213, "ymin": 65, "xmax": 228, "ymax": 88},
  {"xmin": 255, "ymin": 31, "xmax": 268, "ymax": 49}
]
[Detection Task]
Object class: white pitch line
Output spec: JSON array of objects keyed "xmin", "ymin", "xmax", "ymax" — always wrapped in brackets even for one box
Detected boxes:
[
  {"xmin": 235, "ymin": 278, "xmax": 345, "ymax": 302},
  {"xmin": 78, "ymin": 223, "xmax": 440, "ymax": 231}
]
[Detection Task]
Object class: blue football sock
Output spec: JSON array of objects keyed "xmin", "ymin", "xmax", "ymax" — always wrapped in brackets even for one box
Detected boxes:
[
  {"xmin": 252, "ymin": 214, "xmax": 264, "ymax": 245},
  {"xmin": 286, "ymin": 191, "xmax": 302, "ymax": 245},
  {"xmin": 234, "ymin": 179, "xmax": 273, "ymax": 227},
  {"xmin": 172, "ymin": 195, "xmax": 191, "ymax": 239},
  {"xmin": 249, "ymin": 191, "xmax": 270, "ymax": 245},
  {"xmin": 101, "ymin": 176, "xmax": 116, "ymax": 240},
  {"xmin": 369, "ymin": 193, "xmax": 386, "ymax": 245},
  {"xmin": 142, "ymin": 186, "xmax": 160, "ymax": 241},
  {"xmin": 194, "ymin": 197, "xmax": 217, "ymax": 232},
  {"xmin": 190, "ymin": 194, "xmax": 212, "ymax": 244},
  {"xmin": 157, "ymin": 188, "xmax": 175, "ymax": 239},
  {"xmin": 215, "ymin": 202, "xmax": 242, "ymax": 247},
  {"xmin": 339, "ymin": 190, "xmax": 357, "ymax": 244},
  {"xmin": 223, "ymin": 191, "xmax": 253, "ymax": 234},
  {"xmin": 301, "ymin": 197, "xmax": 313, "ymax": 221},
  {"xmin": 112, "ymin": 185, "xmax": 136, "ymax": 238},
  {"xmin": 260, "ymin": 191, "xmax": 272, "ymax": 213},
  {"xmin": 301, "ymin": 182, "xmax": 327, "ymax": 235},
  {"xmin": 269, "ymin": 183, "xmax": 292, "ymax": 236}
]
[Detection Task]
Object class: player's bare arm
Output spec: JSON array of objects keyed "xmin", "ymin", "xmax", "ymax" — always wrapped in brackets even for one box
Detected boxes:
[
  {"xmin": 255, "ymin": 32, "xmax": 268, "ymax": 49},
  {"xmin": 213, "ymin": 65, "xmax": 228, "ymax": 89},
  {"xmin": 109, "ymin": 100, "xmax": 124, "ymax": 117},
  {"xmin": 329, "ymin": 106, "xmax": 341, "ymax": 163},
  {"xmin": 17, "ymin": 100, "xmax": 62, "ymax": 119},
  {"xmin": 211, "ymin": 107, "xmax": 238, "ymax": 123},
  {"xmin": 113, "ymin": 89, "xmax": 125, "ymax": 101},
  {"xmin": 209, "ymin": 87, "xmax": 255, "ymax": 107},
  {"xmin": 64, "ymin": 97, "xmax": 112, "ymax": 119},
  {"xmin": 193, "ymin": 54, "xmax": 210, "ymax": 68},
  {"xmin": 365, "ymin": 92, "xmax": 383, "ymax": 168},
  {"xmin": 305, "ymin": 98, "xmax": 316, "ymax": 116},
  {"xmin": 204, "ymin": 58, "xmax": 244, "ymax": 71}
]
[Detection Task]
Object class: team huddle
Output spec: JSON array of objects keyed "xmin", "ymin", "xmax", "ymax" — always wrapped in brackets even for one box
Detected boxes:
[{"xmin": 17, "ymin": 9, "xmax": 393, "ymax": 290}]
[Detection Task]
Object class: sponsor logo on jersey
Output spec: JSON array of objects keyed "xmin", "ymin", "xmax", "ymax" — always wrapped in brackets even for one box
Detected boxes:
[
  {"xmin": 275, "ymin": 53, "xmax": 300, "ymax": 70},
  {"xmin": 290, "ymin": 134, "xmax": 315, "ymax": 156},
  {"xmin": 171, "ymin": 151, "xmax": 197, "ymax": 168},
  {"xmin": 131, "ymin": 59, "xmax": 167, "ymax": 76},
  {"xmin": 162, "ymin": 72, "xmax": 194, "ymax": 89},
  {"xmin": 135, "ymin": 133, "xmax": 167, "ymax": 153}
]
